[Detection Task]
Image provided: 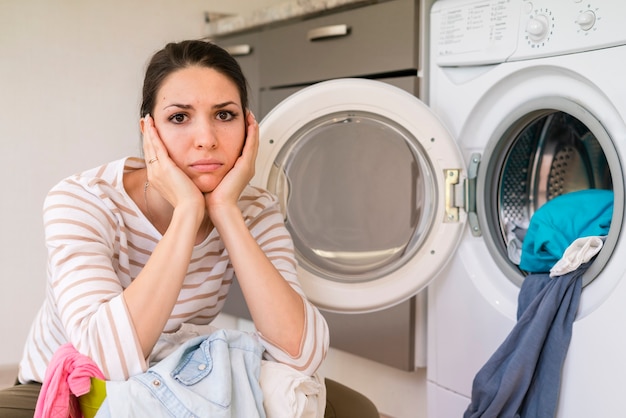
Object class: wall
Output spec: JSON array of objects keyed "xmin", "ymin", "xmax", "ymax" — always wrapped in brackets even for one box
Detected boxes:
[{"xmin": 0, "ymin": 1, "xmax": 426, "ymax": 417}]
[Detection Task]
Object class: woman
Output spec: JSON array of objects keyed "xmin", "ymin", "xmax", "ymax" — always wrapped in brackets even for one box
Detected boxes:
[{"xmin": 0, "ymin": 40, "xmax": 329, "ymax": 416}]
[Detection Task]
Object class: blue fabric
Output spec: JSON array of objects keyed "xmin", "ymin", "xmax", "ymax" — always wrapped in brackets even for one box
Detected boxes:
[
  {"xmin": 96, "ymin": 329, "xmax": 266, "ymax": 418},
  {"xmin": 520, "ymin": 189, "xmax": 613, "ymax": 273},
  {"xmin": 464, "ymin": 263, "xmax": 586, "ymax": 418}
]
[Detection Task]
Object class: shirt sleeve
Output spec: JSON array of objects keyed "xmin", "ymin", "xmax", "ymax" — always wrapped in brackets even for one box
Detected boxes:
[
  {"xmin": 44, "ymin": 180, "xmax": 147, "ymax": 380},
  {"xmin": 244, "ymin": 194, "xmax": 330, "ymax": 376}
]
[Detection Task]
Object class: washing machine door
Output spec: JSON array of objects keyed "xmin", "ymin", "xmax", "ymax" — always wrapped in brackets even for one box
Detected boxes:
[{"xmin": 254, "ymin": 78, "xmax": 467, "ymax": 313}]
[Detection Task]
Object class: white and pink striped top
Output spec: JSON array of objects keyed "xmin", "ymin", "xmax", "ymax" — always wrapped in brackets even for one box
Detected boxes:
[{"xmin": 18, "ymin": 157, "xmax": 329, "ymax": 383}]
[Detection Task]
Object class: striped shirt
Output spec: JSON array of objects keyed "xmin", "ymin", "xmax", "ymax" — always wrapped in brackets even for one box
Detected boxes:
[{"xmin": 18, "ymin": 157, "xmax": 329, "ymax": 383}]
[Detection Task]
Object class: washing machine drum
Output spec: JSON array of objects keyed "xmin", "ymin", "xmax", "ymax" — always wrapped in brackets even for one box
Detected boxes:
[
  {"xmin": 499, "ymin": 111, "xmax": 612, "ymax": 224},
  {"xmin": 254, "ymin": 79, "xmax": 467, "ymax": 313},
  {"xmin": 484, "ymin": 110, "xmax": 615, "ymax": 286}
]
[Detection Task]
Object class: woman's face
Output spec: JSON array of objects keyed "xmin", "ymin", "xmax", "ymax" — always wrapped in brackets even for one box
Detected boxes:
[{"xmin": 150, "ymin": 66, "xmax": 246, "ymax": 193}]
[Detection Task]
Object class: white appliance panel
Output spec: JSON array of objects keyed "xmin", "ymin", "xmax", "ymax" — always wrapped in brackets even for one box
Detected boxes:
[{"xmin": 427, "ymin": 0, "xmax": 626, "ymax": 416}]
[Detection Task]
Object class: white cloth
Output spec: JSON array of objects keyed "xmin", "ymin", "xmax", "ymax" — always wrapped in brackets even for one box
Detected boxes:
[
  {"xmin": 260, "ymin": 361, "xmax": 325, "ymax": 418},
  {"xmin": 549, "ymin": 236, "xmax": 604, "ymax": 277},
  {"xmin": 505, "ymin": 220, "xmax": 529, "ymax": 265}
]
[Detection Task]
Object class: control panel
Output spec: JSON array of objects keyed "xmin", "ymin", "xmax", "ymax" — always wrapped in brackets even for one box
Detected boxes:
[{"xmin": 431, "ymin": 0, "xmax": 626, "ymax": 66}]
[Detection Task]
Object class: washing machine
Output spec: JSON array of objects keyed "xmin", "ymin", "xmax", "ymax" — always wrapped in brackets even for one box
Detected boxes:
[
  {"xmin": 252, "ymin": 0, "xmax": 626, "ymax": 416},
  {"xmin": 425, "ymin": 0, "xmax": 626, "ymax": 416}
]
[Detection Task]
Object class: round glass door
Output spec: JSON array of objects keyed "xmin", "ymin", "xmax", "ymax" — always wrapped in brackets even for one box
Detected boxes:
[
  {"xmin": 267, "ymin": 110, "xmax": 435, "ymax": 283},
  {"xmin": 255, "ymin": 78, "xmax": 467, "ymax": 312}
]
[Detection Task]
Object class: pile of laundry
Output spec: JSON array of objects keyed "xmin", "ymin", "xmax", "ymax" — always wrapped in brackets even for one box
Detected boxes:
[
  {"xmin": 465, "ymin": 189, "xmax": 613, "ymax": 418},
  {"xmin": 35, "ymin": 327, "xmax": 326, "ymax": 418}
]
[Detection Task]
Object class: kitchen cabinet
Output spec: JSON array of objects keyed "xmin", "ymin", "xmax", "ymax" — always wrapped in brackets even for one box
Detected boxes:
[{"xmin": 259, "ymin": 0, "xmax": 418, "ymax": 88}]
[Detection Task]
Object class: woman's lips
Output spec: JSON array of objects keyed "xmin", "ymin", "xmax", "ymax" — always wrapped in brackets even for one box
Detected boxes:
[{"xmin": 190, "ymin": 159, "xmax": 222, "ymax": 172}]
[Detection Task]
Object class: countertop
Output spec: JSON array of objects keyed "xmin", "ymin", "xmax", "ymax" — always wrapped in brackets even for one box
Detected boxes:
[{"xmin": 205, "ymin": 0, "xmax": 387, "ymax": 38}]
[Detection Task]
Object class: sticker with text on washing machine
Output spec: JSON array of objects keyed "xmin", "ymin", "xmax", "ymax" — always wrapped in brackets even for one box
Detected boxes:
[{"xmin": 433, "ymin": 0, "xmax": 519, "ymax": 66}]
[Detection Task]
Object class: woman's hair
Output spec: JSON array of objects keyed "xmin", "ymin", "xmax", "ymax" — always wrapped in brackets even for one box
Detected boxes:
[{"xmin": 140, "ymin": 40, "xmax": 249, "ymax": 118}]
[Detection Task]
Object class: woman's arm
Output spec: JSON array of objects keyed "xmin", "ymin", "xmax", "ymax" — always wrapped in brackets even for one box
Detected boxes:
[
  {"xmin": 206, "ymin": 113, "xmax": 307, "ymax": 356},
  {"xmin": 123, "ymin": 202, "xmax": 201, "ymax": 358},
  {"xmin": 213, "ymin": 204, "xmax": 306, "ymax": 356},
  {"xmin": 233, "ymin": 195, "xmax": 330, "ymax": 375}
]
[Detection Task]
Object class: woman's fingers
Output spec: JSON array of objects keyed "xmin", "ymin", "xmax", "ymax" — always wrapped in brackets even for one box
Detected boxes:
[
  {"xmin": 235, "ymin": 111, "xmax": 258, "ymax": 181},
  {"xmin": 142, "ymin": 114, "xmax": 156, "ymax": 163},
  {"xmin": 141, "ymin": 115, "xmax": 202, "ymax": 209},
  {"xmin": 243, "ymin": 111, "xmax": 259, "ymax": 166},
  {"xmin": 142, "ymin": 115, "xmax": 179, "ymax": 182},
  {"xmin": 142, "ymin": 115, "xmax": 168, "ymax": 168}
]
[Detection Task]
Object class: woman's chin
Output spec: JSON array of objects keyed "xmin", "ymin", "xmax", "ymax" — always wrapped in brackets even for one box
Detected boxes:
[
  {"xmin": 191, "ymin": 176, "xmax": 219, "ymax": 194},
  {"xmin": 198, "ymin": 185, "xmax": 217, "ymax": 194},
  {"xmin": 196, "ymin": 178, "xmax": 222, "ymax": 194}
]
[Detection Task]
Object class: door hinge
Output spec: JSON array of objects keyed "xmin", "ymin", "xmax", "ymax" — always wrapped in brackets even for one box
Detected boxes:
[
  {"xmin": 443, "ymin": 153, "xmax": 481, "ymax": 236},
  {"xmin": 466, "ymin": 153, "xmax": 481, "ymax": 236},
  {"xmin": 444, "ymin": 169, "xmax": 461, "ymax": 223}
]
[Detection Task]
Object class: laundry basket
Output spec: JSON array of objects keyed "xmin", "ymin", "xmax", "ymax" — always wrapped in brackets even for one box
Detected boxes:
[
  {"xmin": 78, "ymin": 377, "xmax": 106, "ymax": 418},
  {"xmin": 76, "ymin": 377, "xmax": 379, "ymax": 418}
]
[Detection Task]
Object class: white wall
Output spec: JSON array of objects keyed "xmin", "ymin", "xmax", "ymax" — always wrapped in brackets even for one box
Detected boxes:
[{"xmin": 0, "ymin": 1, "xmax": 426, "ymax": 417}]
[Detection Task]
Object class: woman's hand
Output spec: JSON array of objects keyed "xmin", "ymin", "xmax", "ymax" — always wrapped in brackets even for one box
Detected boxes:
[
  {"xmin": 204, "ymin": 111, "xmax": 259, "ymax": 215},
  {"xmin": 142, "ymin": 115, "xmax": 205, "ymax": 226}
]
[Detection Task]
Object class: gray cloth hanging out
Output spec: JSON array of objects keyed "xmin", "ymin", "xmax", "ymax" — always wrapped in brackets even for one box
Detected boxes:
[{"xmin": 463, "ymin": 262, "xmax": 588, "ymax": 418}]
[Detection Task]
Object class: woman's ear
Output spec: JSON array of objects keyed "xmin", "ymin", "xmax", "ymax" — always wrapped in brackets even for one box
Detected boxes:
[{"xmin": 140, "ymin": 114, "xmax": 151, "ymax": 134}]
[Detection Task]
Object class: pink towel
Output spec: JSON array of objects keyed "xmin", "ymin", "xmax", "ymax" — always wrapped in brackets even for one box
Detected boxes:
[{"xmin": 34, "ymin": 343, "xmax": 105, "ymax": 418}]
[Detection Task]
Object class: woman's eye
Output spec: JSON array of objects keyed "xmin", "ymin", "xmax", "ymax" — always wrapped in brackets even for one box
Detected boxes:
[
  {"xmin": 216, "ymin": 111, "xmax": 234, "ymax": 121},
  {"xmin": 169, "ymin": 113, "xmax": 187, "ymax": 124}
]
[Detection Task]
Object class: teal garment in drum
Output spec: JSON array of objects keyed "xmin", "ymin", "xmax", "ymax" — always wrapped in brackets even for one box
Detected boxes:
[{"xmin": 519, "ymin": 189, "xmax": 613, "ymax": 273}]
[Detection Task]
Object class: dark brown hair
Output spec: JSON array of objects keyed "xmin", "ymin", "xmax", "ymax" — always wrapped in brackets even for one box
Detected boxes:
[{"xmin": 140, "ymin": 40, "xmax": 249, "ymax": 118}]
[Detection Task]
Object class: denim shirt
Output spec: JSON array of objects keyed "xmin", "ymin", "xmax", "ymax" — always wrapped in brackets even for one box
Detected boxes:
[{"xmin": 96, "ymin": 329, "xmax": 266, "ymax": 418}]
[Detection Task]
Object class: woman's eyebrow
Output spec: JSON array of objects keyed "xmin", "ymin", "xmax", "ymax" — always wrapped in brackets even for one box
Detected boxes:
[
  {"xmin": 163, "ymin": 103, "xmax": 193, "ymax": 110},
  {"xmin": 163, "ymin": 101, "xmax": 239, "ymax": 110},
  {"xmin": 213, "ymin": 101, "xmax": 238, "ymax": 109}
]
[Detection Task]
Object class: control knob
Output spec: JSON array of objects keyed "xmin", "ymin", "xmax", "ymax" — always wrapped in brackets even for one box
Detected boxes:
[
  {"xmin": 526, "ymin": 14, "xmax": 550, "ymax": 42},
  {"xmin": 576, "ymin": 10, "xmax": 596, "ymax": 31}
]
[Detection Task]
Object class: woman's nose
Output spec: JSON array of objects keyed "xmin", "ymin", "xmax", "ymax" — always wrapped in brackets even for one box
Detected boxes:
[{"xmin": 195, "ymin": 119, "xmax": 217, "ymax": 149}]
